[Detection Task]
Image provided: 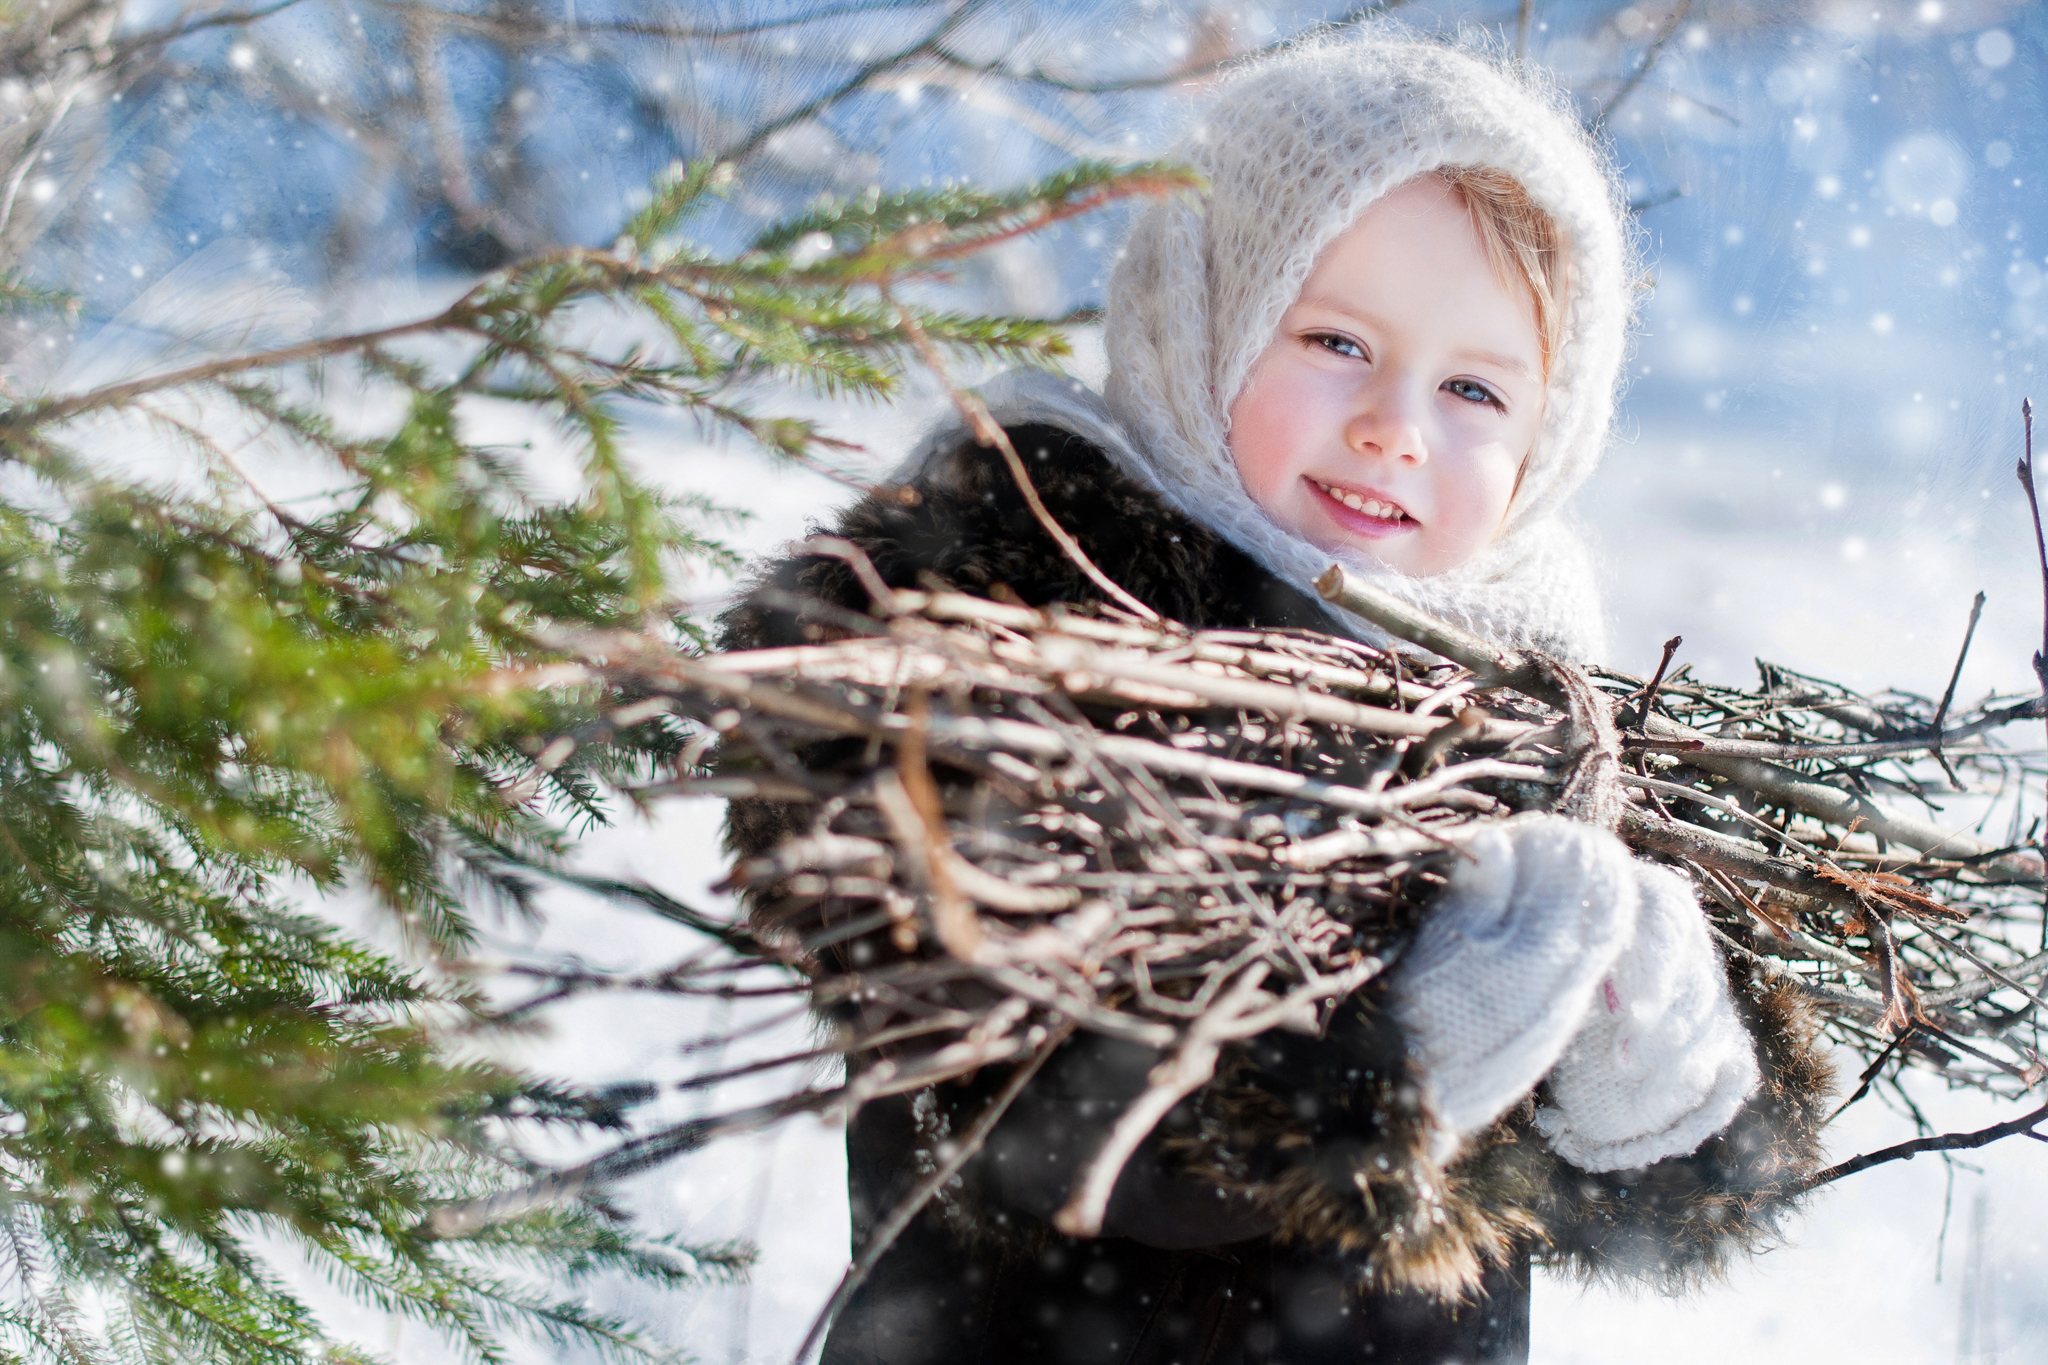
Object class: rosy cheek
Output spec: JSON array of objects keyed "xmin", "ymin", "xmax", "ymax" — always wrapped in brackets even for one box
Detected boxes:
[
  {"xmin": 1227, "ymin": 373, "xmax": 1300, "ymax": 506},
  {"xmin": 1462, "ymin": 449, "xmax": 1522, "ymax": 541}
]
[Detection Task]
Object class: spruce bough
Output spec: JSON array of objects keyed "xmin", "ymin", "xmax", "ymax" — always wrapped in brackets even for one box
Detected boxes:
[{"xmin": 0, "ymin": 158, "xmax": 1192, "ymax": 1364}]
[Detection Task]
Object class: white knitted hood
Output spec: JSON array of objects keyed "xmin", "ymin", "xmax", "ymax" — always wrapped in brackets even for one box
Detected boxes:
[{"xmin": 1090, "ymin": 27, "xmax": 1635, "ymax": 660}]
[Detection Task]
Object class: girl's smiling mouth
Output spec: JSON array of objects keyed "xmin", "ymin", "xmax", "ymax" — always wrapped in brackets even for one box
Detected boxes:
[{"xmin": 1307, "ymin": 477, "xmax": 1415, "ymax": 536}]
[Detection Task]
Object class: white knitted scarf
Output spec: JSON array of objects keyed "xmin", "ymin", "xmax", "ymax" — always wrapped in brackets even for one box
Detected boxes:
[
  {"xmin": 1090, "ymin": 27, "xmax": 1634, "ymax": 660},
  {"xmin": 913, "ymin": 30, "xmax": 1633, "ymax": 659}
]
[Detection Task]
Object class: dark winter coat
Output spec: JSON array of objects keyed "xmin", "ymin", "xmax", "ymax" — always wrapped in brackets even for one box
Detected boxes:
[{"xmin": 717, "ymin": 424, "xmax": 1836, "ymax": 1365}]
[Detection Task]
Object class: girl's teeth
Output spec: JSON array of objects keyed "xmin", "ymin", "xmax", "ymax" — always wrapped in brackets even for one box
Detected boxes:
[{"xmin": 1320, "ymin": 482, "xmax": 1403, "ymax": 520}]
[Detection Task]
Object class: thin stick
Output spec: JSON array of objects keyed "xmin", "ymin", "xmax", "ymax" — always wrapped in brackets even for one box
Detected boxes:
[
  {"xmin": 1619, "ymin": 772, "xmax": 1830, "ymax": 864},
  {"xmin": 2022, "ymin": 398, "xmax": 2048, "ymax": 697},
  {"xmin": 1865, "ymin": 909, "xmax": 1910, "ymax": 1034},
  {"xmin": 422, "ymin": 1090, "xmax": 831, "ymax": 1238},
  {"xmin": 424, "ymin": 1032, "xmax": 1037, "ymax": 1238},
  {"xmin": 0, "ymin": 79, "xmax": 85, "ymax": 247},
  {"xmin": 1314, "ymin": 564, "xmax": 1540, "ymax": 695},
  {"xmin": 1933, "ymin": 594, "xmax": 1988, "ymax": 737},
  {"xmin": 790, "ymin": 1025, "xmax": 1071, "ymax": 1365},
  {"xmin": 889, "ymin": 303, "xmax": 1158, "ymax": 622},
  {"xmin": 1028, "ymin": 633, "xmax": 1523, "ymax": 741},
  {"xmin": 1910, "ymin": 922, "xmax": 2048, "ymax": 1016},
  {"xmin": 2021, "ymin": 397, "xmax": 2048, "ymax": 953},
  {"xmin": 1515, "ymin": 0, "xmax": 1535, "ymax": 59},
  {"xmin": 716, "ymin": 0, "xmax": 997, "ymax": 165},
  {"xmin": 1052, "ymin": 964, "xmax": 1274, "ymax": 1237},
  {"xmin": 797, "ymin": 536, "xmax": 905, "ymax": 617},
  {"xmin": 916, "ymin": 1, "xmax": 1412, "ymax": 97},
  {"xmin": 1623, "ymin": 634, "xmax": 1682, "ymax": 727},
  {"xmin": 1628, "ymin": 732, "xmax": 2005, "ymax": 763},
  {"xmin": 1931, "ymin": 593, "xmax": 1987, "ymax": 789},
  {"xmin": 1802, "ymin": 1096, "xmax": 2048, "ymax": 1190},
  {"xmin": 1593, "ymin": 0, "xmax": 1696, "ymax": 129},
  {"xmin": 1823, "ymin": 1023, "xmax": 1919, "ymax": 1126},
  {"xmin": 396, "ymin": 0, "xmax": 944, "ymax": 47}
]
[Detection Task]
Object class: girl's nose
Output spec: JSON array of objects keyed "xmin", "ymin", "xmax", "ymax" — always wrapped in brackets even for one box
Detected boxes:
[{"xmin": 1342, "ymin": 383, "xmax": 1429, "ymax": 465}]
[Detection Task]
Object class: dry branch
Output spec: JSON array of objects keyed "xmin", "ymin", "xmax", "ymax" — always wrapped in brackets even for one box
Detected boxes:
[{"xmin": 1804, "ymin": 1097, "xmax": 2048, "ymax": 1190}]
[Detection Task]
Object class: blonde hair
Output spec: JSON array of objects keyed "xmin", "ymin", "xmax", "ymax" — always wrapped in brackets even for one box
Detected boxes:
[{"xmin": 1437, "ymin": 165, "xmax": 1571, "ymax": 376}]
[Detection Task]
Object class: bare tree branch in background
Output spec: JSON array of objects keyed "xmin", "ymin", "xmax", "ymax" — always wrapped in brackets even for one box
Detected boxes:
[
  {"xmin": 1593, "ymin": 0, "xmax": 1697, "ymax": 129},
  {"xmin": 383, "ymin": 0, "xmax": 951, "ymax": 44},
  {"xmin": 0, "ymin": 0, "xmax": 1725, "ymax": 317},
  {"xmin": 715, "ymin": 0, "xmax": 1003, "ymax": 164}
]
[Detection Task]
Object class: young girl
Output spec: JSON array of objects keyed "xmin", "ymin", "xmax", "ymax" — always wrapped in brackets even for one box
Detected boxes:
[{"xmin": 723, "ymin": 28, "xmax": 1831, "ymax": 1365}]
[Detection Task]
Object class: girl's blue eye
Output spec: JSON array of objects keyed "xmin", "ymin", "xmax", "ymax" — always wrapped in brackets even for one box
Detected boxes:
[
  {"xmin": 1309, "ymin": 332, "xmax": 1367, "ymax": 361},
  {"xmin": 1444, "ymin": 378, "xmax": 1505, "ymax": 411}
]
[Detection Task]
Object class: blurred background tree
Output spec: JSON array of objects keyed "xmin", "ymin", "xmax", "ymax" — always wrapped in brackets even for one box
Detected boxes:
[
  {"xmin": 4, "ymin": 0, "xmax": 2041, "ymax": 479},
  {"xmin": 4, "ymin": 0, "xmax": 2043, "ymax": 539}
]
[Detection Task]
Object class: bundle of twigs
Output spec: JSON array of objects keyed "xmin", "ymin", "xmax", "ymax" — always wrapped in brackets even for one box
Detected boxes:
[
  {"xmin": 544, "ymin": 572, "xmax": 1572, "ymax": 1232},
  {"xmin": 451, "ymin": 553, "xmax": 2048, "ymax": 1262},
  {"xmin": 503, "ymin": 554, "xmax": 2041, "ymax": 1192}
]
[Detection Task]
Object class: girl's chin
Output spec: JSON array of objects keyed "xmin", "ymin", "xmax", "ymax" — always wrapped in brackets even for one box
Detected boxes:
[
  {"xmin": 1304, "ymin": 508, "xmax": 1422, "ymax": 567},
  {"xmin": 1307, "ymin": 529, "xmax": 1423, "ymax": 577}
]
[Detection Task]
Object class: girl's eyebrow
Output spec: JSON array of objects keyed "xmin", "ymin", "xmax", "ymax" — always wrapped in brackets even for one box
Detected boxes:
[
  {"xmin": 1452, "ymin": 346, "xmax": 1535, "ymax": 379},
  {"xmin": 1294, "ymin": 296, "xmax": 1538, "ymax": 380}
]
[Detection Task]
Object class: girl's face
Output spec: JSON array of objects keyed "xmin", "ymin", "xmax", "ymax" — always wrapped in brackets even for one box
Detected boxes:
[{"xmin": 1227, "ymin": 177, "xmax": 1546, "ymax": 577}]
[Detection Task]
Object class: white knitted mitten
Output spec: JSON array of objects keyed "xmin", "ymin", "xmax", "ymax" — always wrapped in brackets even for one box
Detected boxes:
[
  {"xmin": 1533, "ymin": 859, "xmax": 1761, "ymax": 1173},
  {"xmin": 1390, "ymin": 814, "xmax": 1640, "ymax": 1158}
]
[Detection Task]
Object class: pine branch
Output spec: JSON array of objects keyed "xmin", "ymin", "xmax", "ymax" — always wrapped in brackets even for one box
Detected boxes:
[{"xmin": 0, "ymin": 147, "xmax": 1188, "ymax": 1365}]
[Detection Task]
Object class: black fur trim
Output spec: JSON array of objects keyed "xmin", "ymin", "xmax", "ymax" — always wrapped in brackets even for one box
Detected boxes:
[
  {"xmin": 1503, "ymin": 965, "xmax": 1835, "ymax": 1288},
  {"xmin": 715, "ymin": 424, "xmax": 1336, "ymax": 660},
  {"xmin": 1168, "ymin": 982, "xmax": 1544, "ymax": 1302}
]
